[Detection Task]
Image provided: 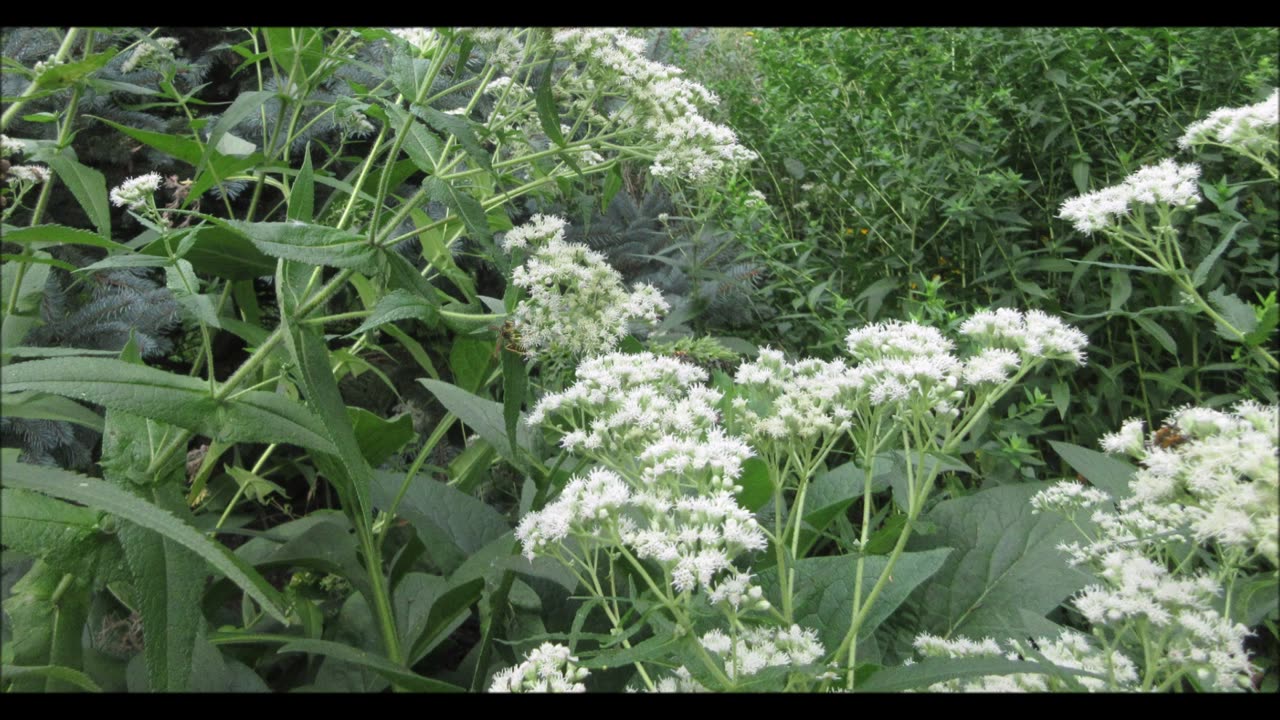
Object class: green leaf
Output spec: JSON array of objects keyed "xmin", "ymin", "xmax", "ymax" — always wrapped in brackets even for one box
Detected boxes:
[
  {"xmin": 1, "ymin": 458, "xmax": 289, "ymax": 624},
  {"xmin": 905, "ymin": 483, "xmax": 1094, "ymax": 639},
  {"xmin": 534, "ymin": 58, "xmax": 565, "ymax": 147},
  {"xmin": 370, "ymin": 470, "xmax": 509, "ymax": 574},
  {"xmin": 1132, "ymin": 315, "xmax": 1177, "ymax": 357},
  {"xmin": 280, "ymin": 313, "xmax": 375, "ymax": 523},
  {"xmin": 1192, "ymin": 220, "xmax": 1244, "ymax": 288},
  {"xmin": 735, "ymin": 457, "xmax": 773, "ymax": 512},
  {"xmin": 577, "ymin": 634, "xmax": 683, "ymax": 670},
  {"xmin": 288, "ymin": 144, "xmax": 315, "ymax": 222},
  {"xmin": 1, "ymin": 391, "xmax": 103, "ymax": 432},
  {"xmin": 140, "ymin": 224, "xmax": 275, "ymax": 280},
  {"xmin": 345, "ymin": 289, "xmax": 438, "ymax": 337},
  {"xmin": 1071, "ymin": 160, "xmax": 1090, "ymax": 195},
  {"xmin": 0, "ymin": 561, "xmax": 90, "ymax": 692},
  {"xmin": 418, "ymin": 379, "xmax": 533, "ymax": 466},
  {"xmin": 798, "ymin": 460, "xmax": 892, "ymax": 554},
  {"xmin": 424, "ymin": 176, "xmax": 491, "ymax": 245},
  {"xmin": 225, "ymin": 466, "xmax": 288, "ymax": 504},
  {"xmin": 409, "ymin": 576, "xmax": 483, "ymax": 662},
  {"xmin": 448, "ymin": 337, "xmax": 492, "ymax": 394},
  {"xmin": 859, "ymin": 655, "xmax": 1103, "ymax": 692},
  {"xmin": 0, "ymin": 488, "xmax": 128, "ymax": 583},
  {"xmin": 501, "ymin": 346, "xmax": 527, "ymax": 464},
  {"xmin": 757, "ymin": 549, "xmax": 951, "ymax": 654},
  {"xmin": 118, "ymin": 495, "xmax": 205, "ymax": 692},
  {"xmin": 1108, "ymin": 268, "xmax": 1131, "ymax": 312},
  {"xmin": 278, "ymin": 639, "xmax": 463, "ymax": 692},
  {"xmin": 0, "ymin": 664, "xmax": 102, "ymax": 692},
  {"xmin": 199, "ymin": 90, "xmax": 272, "ymax": 174},
  {"xmin": 214, "ymin": 219, "xmax": 381, "ymax": 274},
  {"xmin": 0, "ymin": 224, "xmax": 128, "ymax": 253},
  {"xmin": 33, "ymin": 49, "xmax": 117, "ymax": 89},
  {"xmin": 1207, "ymin": 286, "xmax": 1258, "ymax": 340},
  {"xmin": 348, "ymin": 407, "xmax": 413, "ymax": 468},
  {"xmin": 421, "ymin": 106, "xmax": 492, "ymax": 172},
  {"xmin": 232, "ymin": 511, "xmax": 371, "ymax": 605},
  {"xmin": 388, "ymin": 54, "xmax": 434, "ymax": 102},
  {"xmin": 1047, "ymin": 440, "xmax": 1134, "ymax": 500},
  {"xmin": 1, "ymin": 357, "xmax": 336, "ymax": 453},
  {"xmin": 41, "ymin": 152, "xmax": 111, "ymax": 238}
]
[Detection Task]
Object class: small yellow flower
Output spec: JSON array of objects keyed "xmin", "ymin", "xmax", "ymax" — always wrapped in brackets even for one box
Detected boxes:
[{"xmin": 860, "ymin": 228, "xmax": 870, "ymax": 235}]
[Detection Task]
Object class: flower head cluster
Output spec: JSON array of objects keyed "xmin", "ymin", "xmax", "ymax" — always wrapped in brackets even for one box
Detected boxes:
[
  {"xmin": 121, "ymin": 37, "xmax": 180, "ymax": 74},
  {"xmin": 959, "ymin": 308, "xmax": 1089, "ymax": 365},
  {"xmin": 698, "ymin": 624, "xmax": 826, "ymax": 682},
  {"xmin": 390, "ymin": 28, "xmax": 440, "ymax": 56},
  {"xmin": 1179, "ymin": 89, "xmax": 1279, "ymax": 153},
  {"xmin": 507, "ymin": 216, "xmax": 668, "ymax": 359},
  {"xmin": 523, "ymin": 352, "xmax": 769, "ymax": 602},
  {"xmin": 1058, "ymin": 159, "xmax": 1202, "ymax": 234},
  {"xmin": 551, "ymin": 28, "xmax": 756, "ymax": 183},
  {"xmin": 488, "ymin": 642, "xmax": 589, "ymax": 692},
  {"xmin": 1, "ymin": 134, "xmax": 24, "ymax": 158},
  {"xmin": 732, "ymin": 349, "xmax": 860, "ymax": 442},
  {"xmin": 6, "ymin": 164, "xmax": 50, "ymax": 186},
  {"xmin": 909, "ymin": 630, "xmax": 1137, "ymax": 692},
  {"xmin": 109, "ymin": 172, "xmax": 163, "ymax": 210}
]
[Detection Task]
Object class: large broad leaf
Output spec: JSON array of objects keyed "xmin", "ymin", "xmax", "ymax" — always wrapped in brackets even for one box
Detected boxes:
[
  {"xmin": 798, "ymin": 459, "xmax": 893, "ymax": 554},
  {"xmin": 1, "ymin": 357, "xmax": 335, "ymax": 453},
  {"xmin": 349, "ymin": 407, "xmax": 414, "ymax": 468},
  {"xmin": 345, "ymin": 289, "xmax": 438, "ymax": 337},
  {"xmin": 0, "ymin": 457, "xmax": 288, "ymax": 624},
  {"xmin": 418, "ymin": 379, "xmax": 532, "ymax": 466},
  {"xmin": 139, "ymin": 224, "xmax": 275, "ymax": 280},
  {"xmin": 232, "ymin": 511, "xmax": 371, "ymax": 604},
  {"xmin": 0, "ymin": 224, "xmax": 129, "ymax": 253},
  {"xmin": 421, "ymin": 106, "xmax": 492, "ymax": 172},
  {"xmin": 903, "ymin": 482, "xmax": 1094, "ymax": 639},
  {"xmin": 1, "ymin": 391, "xmax": 104, "ymax": 432},
  {"xmin": 0, "ymin": 664, "xmax": 102, "ymax": 693},
  {"xmin": 1047, "ymin": 440, "xmax": 1134, "ymax": 500},
  {"xmin": 393, "ymin": 572, "xmax": 483, "ymax": 664},
  {"xmin": 371, "ymin": 469, "xmax": 509, "ymax": 574},
  {"xmin": 757, "ymin": 548, "xmax": 951, "ymax": 656},
  {"xmin": 214, "ymin": 219, "xmax": 381, "ymax": 274},
  {"xmin": 39, "ymin": 151, "xmax": 111, "ymax": 239},
  {"xmin": 424, "ymin": 176, "xmax": 490, "ymax": 245},
  {"xmin": 0, "ymin": 488, "xmax": 128, "ymax": 584}
]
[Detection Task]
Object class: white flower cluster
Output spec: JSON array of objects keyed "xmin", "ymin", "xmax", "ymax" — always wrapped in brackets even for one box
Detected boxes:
[
  {"xmin": 1058, "ymin": 159, "xmax": 1202, "ymax": 234},
  {"xmin": 1, "ymin": 134, "xmax": 50, "ymax": 187},
  {"xmin": 506, "ymin": 216, "xmax": 668, "ymax": 359},
  {"xmin": 109, "ymin": 172, "xmax": 163, "ymax": 210},
  {"xmin": 1052, "ymin": 402, "xmax": 1278, "ymax": 565},
  {"xmin": 733, "ymin": 349, "xmax": 861, "ymax": 441},
  {"xmin": 523, "ymin": 352, "xmax": 769, "ymax": 602},
  {"xmin": 390, "ymin": 28, "xmax": 439, "ymax": 56},
  {"xmin": 121, "ymin": 37, "xmax": 180, "ymax": 74},
  {"xmin": 909, "ymin": 630, "xmax": 1137, "ymax": 692},
  {"xmin": 698, "ymin": 624, "xmax": 826, "ymax": 682},
  {"xmin": 959, "ymin": 308, "xmax": 1089, "ymax": 366},
  {"xmin": 551, "ymin": 28, "xmax": 757, "ymax": 184},
  {"xmin": 1031, "ymin": 402, "xmax": 1275, "ymax": 691},
  {"xmin": 488, "ymin": 642, "xmax": 590, "ymax": 692},
  {"xmin": 1179, "ymin": 89, "xmax": 1279, "ymax": 153}
]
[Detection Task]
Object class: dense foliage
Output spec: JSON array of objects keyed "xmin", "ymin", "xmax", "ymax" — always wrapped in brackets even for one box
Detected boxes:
[{"xmin": 1, "ymin": 27, "xmax": 1275, "ymax": 693}]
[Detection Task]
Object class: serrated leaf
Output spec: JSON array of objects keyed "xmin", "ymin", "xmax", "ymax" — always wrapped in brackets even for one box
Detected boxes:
[
  {"xmin": 215, "ymin": 219, "xmax": 380, "ymax": 274},
  {"xmin": 1, "ymin": 357, "xmax": 336, "ymax": 453},
  {"xmin": 905, "ymin": 483, "xmax": 1094, "ymax": 639},
  {"xmin": 757, "ymin": 549, "xmax": 951, "ymax": 654},
  {"xmin": 1, "ymin": 561, "xmax": 90, "ymax": 692},
  {"xmin": 288, "ymin": 145, "xmax": 315, "ymax": 222},
  {"xmin": 418, "ymin": 379, "xmax": 532, "ymax": 466},
  {"xmin": 40, "ymin": 152, "xmax": 110, "ymax": 238},
  {"xmin": 0, "ymin": 224, "xmax": 127, "ymax": 252},
  {"xmin": 140, "ymin": 224, "xmax": 275, "ymax": 280},
  {"xmin": 422, "ymin": 106, "xmax": 492, "ymax": 173},
  {"xmin": 1, "ymin": 391, "xmax": 103, "ymax": 432},
  {"xmin": 1132, "ymin": 315, "xmax": 1177, "ymax": 357},
  {"xmin": 348, "ymin": 407, "xmax": 413, "ymax": 468},
  {"xmin": 1207, "ymin": 286, "xmax": 1258, "ymax": 340},
  {"xmin": 534, "ymin": 59, "xmax": 564, "ymax": 147},
  {"xmin": 370, "ymin": 470, "xmax": 509, "ymax": 574},
  {"xmin": 345, "ymin": 289, "xmax": 438, "ymax": 337},
  {"xmin": 424, "ymin": 177, "xmax": 490, "ymax": 245},
  {"xmin": 1192, "ymin": 221, "xmax": 1244, "ymax": 288},
  {"xmin": 280, "ymin": 639, "xmax": 463, "ymax": 692},
  {"xmin": 0, "ymin": 488, "xmax": 127, "ymax": 584},
  {"xmin": 1, "ymin": 457, "xmax": 288, "ymax": 624}
]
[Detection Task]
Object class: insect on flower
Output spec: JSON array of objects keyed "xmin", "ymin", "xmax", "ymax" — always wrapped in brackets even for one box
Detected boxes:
[{"xmin": 1152, "ymin": 424, "xmax": 1188, "ymax": 450}]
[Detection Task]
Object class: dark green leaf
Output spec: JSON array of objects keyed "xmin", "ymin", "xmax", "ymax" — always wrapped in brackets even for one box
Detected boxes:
[
  {"xmin": 345, "ymin": 289, "xmax": 438, "ymax": 337},
  {"xmin": 418, "ymin": 379, "xmax": 533, "ymax": 466},
  {"xmin": 422, "ymin": 106, "xmax": 492, "ymax": 172},
  {"xmin": 289, "ymin": 144, "xmax": 315, "ymax": 222},
  {"xmin": 279, "ymin": 639, "xmax": 464, "ymax": 692},
  {"xmin": 41, "ymin": 152, "xmax": 111, "ymax": 238},
  {"xmin": 215, "ymin": 219, "xmax": 381, "ymax": 274},
  {"xmin": 370, "ymin": 470, "xmax": 509, "ymax": 574}
]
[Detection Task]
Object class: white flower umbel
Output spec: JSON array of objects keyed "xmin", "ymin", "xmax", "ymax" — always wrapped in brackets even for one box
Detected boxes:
[
  {"xmin": 1058, "ymin": 159, "xmax": 1202, "ymax": 234},
  {"xmin": 698, "ymin": 624, "xmax": 826, "ymax": 682},
  {"xmin": 390, "ymin": 28, "xmax": 439, "ymax": 57},
  {"xmin": 508, "ymin": 218, "xmax": 668, "ymax": 359},
  {"xmin": 959, "ymin": 308, "xmax": 1089, "ymax": 365},
  {"xmin": 121, "ymin": 37, "xmax": 180, "ymax": 74},
  {"xmin": 515, "ymin": 467, "xmax": 631, "ymax": 560},
  {"xmin": 109, "ymin": 172, "xmax": 163, "ymax": 211},
  {"xmin": 1179, "ymin": 89, "xmax": 1279, "ymax": 156},
  {"xmin": 6, "ymin": 165, "xmax": 50, "ymax": 185},
  {"xmin": 488, "ymin": 642, "xmax": 590, "ymax": 692},
  {"xmin": 1, "ymin": 134, "xmax": 25, "ymax": 158}
]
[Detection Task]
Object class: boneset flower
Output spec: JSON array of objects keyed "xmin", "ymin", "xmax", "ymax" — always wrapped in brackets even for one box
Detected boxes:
[
  {"xmin": 110, "ymin": 172, "xmax": 163, "ymax": 210},
  {"xmin": 488, "ymin": 642, "xmax": 590, "ymax": 692},
  {"xmin": 1179, "ymin": 89, "xmax": 1279, "ymax": 153},
  {"xmin": 1058, "ymin": 159, "xmax": 1202, "ymax": 234}
]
